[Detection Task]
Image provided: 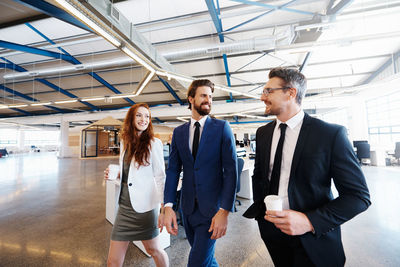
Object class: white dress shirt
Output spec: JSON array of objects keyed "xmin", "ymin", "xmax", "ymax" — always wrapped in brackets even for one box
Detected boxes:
[
  {"xmin": 164, "ymin": 115, "xmax": 208, "ymax": 208},
  {"xmin": 268, "ymin": 110, "xmax": 304, "ymax": 209},
  {"xmin": 189, "ymin": 115, "xmax": 208, "ymax": 153}
]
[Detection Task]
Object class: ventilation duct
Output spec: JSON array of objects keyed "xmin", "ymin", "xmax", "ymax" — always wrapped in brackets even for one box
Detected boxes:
[
  {"xmin": 3, "ymin": 31, "xmax": 295, "ymax": 81},
  {"xmin": 163, "ymin": 36, "xmax": 277, "ymax": 61},
  {"xmin": 3, "ymin": 57, "xmax": 134, "ymax": 80}
]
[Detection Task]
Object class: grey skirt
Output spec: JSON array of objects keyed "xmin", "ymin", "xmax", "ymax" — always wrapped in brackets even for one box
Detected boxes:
[{"xmin": 111, "ymin": 183, "xmax": 159, "ymax": 241}]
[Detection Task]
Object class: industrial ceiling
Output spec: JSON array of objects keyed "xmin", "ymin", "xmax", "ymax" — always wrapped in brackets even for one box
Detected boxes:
[{"xmin": 0, "ymin": 0, "xmax": 399, "ymax": 128}]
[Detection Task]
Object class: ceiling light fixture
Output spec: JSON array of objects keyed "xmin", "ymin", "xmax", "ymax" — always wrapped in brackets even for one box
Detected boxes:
[
  {"xmin": 8, "ymin": 104, "xmax": 29, "ymax": 108},
  {"xmin": 31, "ymin": 102, "xmax": 51, "ymax": 106},
  {"xmin": 121, "ymin": 46, "xmax": 155, "ymax": 72},
  {"xmin": 134, "ymin": 71, "xmax": 155, "ymax": 96},
  {"xmin": 54, "ymin": 0, "xmax": 121, "ymax": 47},
  {"xmin": 156, "ymin": 71, "xmax": 193, "ymax": 83},
  {"xmin": 54, "ymin": 99, "xmax": 78, "ymax": 104},
  {"xmin": 109, "ymin": 94, "xmax": 136, "ymax": 99},
  {"xmin": 81, "ymin": 97, "xmax": 105, "ymax": 102}
]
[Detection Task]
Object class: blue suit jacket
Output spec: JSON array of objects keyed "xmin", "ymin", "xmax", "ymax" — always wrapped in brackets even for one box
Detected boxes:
[
  {"xmin": 164, "ymin": 116, "xmax": 237, "ymax": 218},
  {"xmin": 244, "ymin": 113, "xmax": 371, "ymax": 266}
]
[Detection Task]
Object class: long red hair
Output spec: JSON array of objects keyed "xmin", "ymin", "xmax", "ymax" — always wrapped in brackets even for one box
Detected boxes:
[{"xmin": 121, "ymin": 103, "xmax": 154, "ymax": 167}]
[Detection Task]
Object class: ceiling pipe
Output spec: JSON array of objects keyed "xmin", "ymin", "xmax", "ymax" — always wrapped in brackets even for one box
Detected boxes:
[
  {"xmin": 4, "ymin": 30, "xmax": 400, "ymax": 82},
  {"xmin": 3, "ymin": 57, "xmax": 134, "ymax": 80},
  {"xmin": 3, "ymin": 34, "xmax": 292, "ymax": 81}
]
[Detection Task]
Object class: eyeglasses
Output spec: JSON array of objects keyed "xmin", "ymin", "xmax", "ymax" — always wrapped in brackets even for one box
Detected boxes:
[{"xmin": 262, "ymin": 86, "xmax": 291, "ymax": 95}]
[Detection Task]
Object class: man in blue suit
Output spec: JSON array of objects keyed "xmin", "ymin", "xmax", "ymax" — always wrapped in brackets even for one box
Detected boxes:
[
  {"xmin": 243, "ymin": 67, "xmax": 371, "ymax": 266},
  {"xmin": 162, "ymin": 79, "xmax": 237, "ymax": 266}
]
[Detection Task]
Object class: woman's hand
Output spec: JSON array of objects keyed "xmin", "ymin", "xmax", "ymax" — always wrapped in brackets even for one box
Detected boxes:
[
  {"xmin": 104, "ymin": 167, "xmax": 109, "ymax": 179},
  {"xmin": 104, "ymin": 167, "xmax": 120, "ymax": 180}
]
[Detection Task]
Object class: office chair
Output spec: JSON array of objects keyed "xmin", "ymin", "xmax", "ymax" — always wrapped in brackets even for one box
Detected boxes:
[
  {"xmin": 355, "ymin": 142, "xmax": 370, "ymax": 165},
  {"xmin": 235, "ymin": 157, "xmax": 245, "ymax": 212}
]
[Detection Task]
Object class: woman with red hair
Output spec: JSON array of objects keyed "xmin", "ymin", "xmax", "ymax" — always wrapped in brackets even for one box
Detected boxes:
[{"xmin": 104, "ymin": 103, "xmax": 168, "ymax": 267}]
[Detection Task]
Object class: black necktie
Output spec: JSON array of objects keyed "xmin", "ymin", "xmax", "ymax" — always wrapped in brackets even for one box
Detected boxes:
[
  {"xmin": 192, "ymin": 121, "xmax": 200, "ymax": 160},
  {"xmin": 269, "ymin": 123, "xmax": 287, "ymax": 195}
]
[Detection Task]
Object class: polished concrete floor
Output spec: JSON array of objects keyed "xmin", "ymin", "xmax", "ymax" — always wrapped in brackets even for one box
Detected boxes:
[{"xmin": 0, "ymin": 152, "xmax": 399, "ymax": 267}]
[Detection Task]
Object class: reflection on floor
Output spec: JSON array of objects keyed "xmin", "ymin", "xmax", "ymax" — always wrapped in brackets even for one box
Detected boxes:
[{"xmin": 0, "ymin": 152, "xmax": 399, "ymax": 266}]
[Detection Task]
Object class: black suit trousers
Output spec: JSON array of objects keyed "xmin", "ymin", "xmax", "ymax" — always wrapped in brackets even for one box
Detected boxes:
[{"xmin": 257, "ymin": 219, "xmax": 315, "ymax": 267}]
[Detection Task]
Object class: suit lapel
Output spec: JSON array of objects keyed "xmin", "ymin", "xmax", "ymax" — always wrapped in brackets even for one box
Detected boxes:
[
  {"xmin": 288, "ymin": 113, "xmax": 312, "ymax": 193},
  {"xmin": 181, "ymin": 122, "xmax": 193, "ymax": 162}
]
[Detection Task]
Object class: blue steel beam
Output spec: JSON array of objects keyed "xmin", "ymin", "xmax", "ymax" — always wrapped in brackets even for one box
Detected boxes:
[
  {"xmin": 10, "ymin": 108, "xmax": 33, "ymax": 116},
  {"xmin": 361, "ymin": 50, "xmax": 400, "ymax": 85},
  {"xmin": 25, "ymin": 23, "xmax": 134, "ymax": 105},
  {"xmin": 0, "ymin": 84, "xmax": 62, "ymax": 112},
  {"xmin": 205, "ymin": 0, "xmax": 233, "ymax": 101},
  {"xmin": 0, "ymin": 40, "xmax": 76, "ymax": 63},
  {"xmin": 0, "ymin": 57, "xmax": 98, "ymax": 110},
  {"xmin": 13, "ymin": 0, "xmax": 92, "ymax": 32},
  {"xmin": 158, "ymin": 76, "xmax": 184, "ymax": 105},
  {"xmin": 299, "ymin": 52, "xmax": 312, "ymax": 73},
  {"xmin": 225, "ymin": 0, "xmax": 298, "ymax": 32},
  {"xmin": 327, "ymin": 0, "xmax": 354, "ymax": 15},
  {"xmin": 229, "ymin": 0, "xmax": 316, "ymax": 16}
]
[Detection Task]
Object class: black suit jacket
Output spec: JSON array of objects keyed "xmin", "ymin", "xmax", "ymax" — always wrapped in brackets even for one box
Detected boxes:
[{"xmin": 244, "ymin": 113, "xmax": 371, "ymax": 267}]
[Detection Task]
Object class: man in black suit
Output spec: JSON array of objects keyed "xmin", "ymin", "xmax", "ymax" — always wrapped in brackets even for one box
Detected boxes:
[{"xmin": 243, "ymin": 67, "xmax": 371, "ymax": 267}]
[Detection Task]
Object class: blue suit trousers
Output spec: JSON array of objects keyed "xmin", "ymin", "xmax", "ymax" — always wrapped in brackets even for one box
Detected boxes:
[{"xmin": 183, "ymin": 203, "xmax": 219, "ymax": 267}]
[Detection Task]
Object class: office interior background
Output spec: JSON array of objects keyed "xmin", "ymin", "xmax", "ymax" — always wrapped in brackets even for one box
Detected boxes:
[{"xmin": 0, "ymin": 0, "xmax": 399, "ymax": 266}]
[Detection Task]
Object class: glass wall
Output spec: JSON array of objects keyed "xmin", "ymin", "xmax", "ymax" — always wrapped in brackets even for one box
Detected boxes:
[
  {"xmin": 24, "ymin": 130, "xmax": 59, "ymax": 146},
  {"xmin": 366, "ymin": 90, "xmax": 400, "ymax": 148},
  {"xmin": 0, "ymin": 129, "xmax": 18, "ymax": 145}
]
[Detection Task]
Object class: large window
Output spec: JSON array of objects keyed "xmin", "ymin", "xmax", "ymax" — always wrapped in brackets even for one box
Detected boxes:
[
  {"xmin": 0, "ymin": 129, "xmax": 18, "ymax": 145},
  {"xmin": 366, "ymin": 90, "xmax": 400, "ymax": 147},
  {"xmin": 320, "ymin": 108, "xmax": 349, "ymax": 129},
  {"xmin": 24, "ymin": 130, "xmax": 59, "ymax": 145}
]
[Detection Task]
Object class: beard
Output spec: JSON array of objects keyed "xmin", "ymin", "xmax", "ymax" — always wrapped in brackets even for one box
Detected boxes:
[{"xmin": 193, "ymin": 101, "xmax": 211, "ymax": 116}]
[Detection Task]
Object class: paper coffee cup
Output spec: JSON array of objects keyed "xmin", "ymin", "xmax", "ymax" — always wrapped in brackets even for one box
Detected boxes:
[
  {"xmin": 108, "ymin": 164, "xmax": 119, "ymax": 180},
  {"xmin": 264, "ymin": 195, "xmax": 282, "ymax": 211}
]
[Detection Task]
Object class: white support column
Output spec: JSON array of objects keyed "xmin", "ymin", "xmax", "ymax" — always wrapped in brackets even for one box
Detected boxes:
[
  {"xmin": 347, "ymin": 98, "xmax": 369, "ymax": 141},
  {"xmin": 18, "ymin": 130, "xmax": 25, "ymax": 153},
  {"xmin": 59, "ymin": 118, "xmax": 69, "ymax": 158}
]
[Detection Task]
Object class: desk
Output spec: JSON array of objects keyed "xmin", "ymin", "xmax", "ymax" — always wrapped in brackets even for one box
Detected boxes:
[
  {"xmin": 370, "ymin": 149, "xmax": 386, "ymax": 166},
  {"xmin": 236, "ymin": 160, "xmax": 254, "ymax": 200},
  {"xmin": 106, "ymin": 179, "xmax": 170, "ymax": 256}
]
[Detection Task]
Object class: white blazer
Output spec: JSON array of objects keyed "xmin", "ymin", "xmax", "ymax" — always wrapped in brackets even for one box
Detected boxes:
[{"xmin": 118, "ymin": 138, "xmax": 166, "ymax": 213}]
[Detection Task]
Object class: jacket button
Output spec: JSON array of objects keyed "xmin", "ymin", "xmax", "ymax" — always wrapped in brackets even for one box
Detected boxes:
[{"xmin": 128, "ymin": 183, "xmax": 132, "ymax": 186}]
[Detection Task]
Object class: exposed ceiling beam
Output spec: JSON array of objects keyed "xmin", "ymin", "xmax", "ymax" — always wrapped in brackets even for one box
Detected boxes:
[
  {"xmin": 299, "ymin": 51, "xmax": 312, "ymax": 73},
  {"xmin": 0, "ymin": 40, "xmax": 76, "ymax": 63},
  {"xmin": 0, "ymin": 14, "xmax": 49, "ymax": 29},
  {"xmin": 12, "ymin": 0, "xmax": 92, "ymax": 32},
  {"xmin": 23, "ymin": 22, "xmax": 135, "ymax": 105},
  {"xmin": 0, "ymin": 57, "xmax": 98, "ymax": 111},
  {"xmin": 229, "ymin": 0, "xmax": 318, "ymax": 16},
  {"xmin": 327, "ymin": 0, "xmax": 354, "ymax": 15},
  {"xmin": 0, "ymin": 84, "xmax": 63, "ymax": 113},
  {"xmin": 205, "ymin": 0, "xmax": 233, "ymax": 101},
  {"xmin": 224, "ymin": 0, "xmax": 299, "ymax": 32},
  {"xmin": 361, "ymin": 49, "xmax": 400, "ymax": 85},
  {"xmin": 158, "ymin": 77, "xmax": 184, "ymax": 106}
]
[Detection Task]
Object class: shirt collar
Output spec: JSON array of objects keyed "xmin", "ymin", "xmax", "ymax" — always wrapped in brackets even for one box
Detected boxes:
[
  {"xmin": 190, "ymin": 115, "xmax": 208, "ymax": 128},
  {"xmin": 276, "ymin": 110, "xmax": 304, "ymax": 130}
]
